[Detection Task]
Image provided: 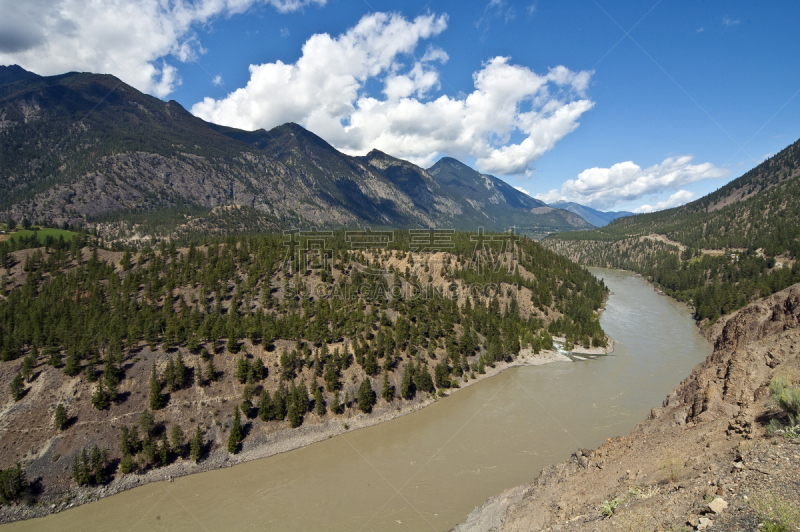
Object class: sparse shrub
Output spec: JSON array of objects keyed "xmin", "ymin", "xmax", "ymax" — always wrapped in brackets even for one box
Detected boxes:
[
  {"xmin": 659, "ymin": 454, "xmax": 683, "ymax": 483},
  {"xmin": 765, "ymin": 418, "xmax": 782, "ymax": 436},
  {"xmin": 770, "ymin": 376, "xmax": 800, "ymax": 426},
  {"xmin": 119, "ymin": 455, "xmax": 136, "ymax": 474},
  {"xmin": 749, "ymin": 490, "xmax": 800, "ymax": 532},
  {"xmin": 599, "ymin": 497, "xmax": 622, "ymax": 517}
]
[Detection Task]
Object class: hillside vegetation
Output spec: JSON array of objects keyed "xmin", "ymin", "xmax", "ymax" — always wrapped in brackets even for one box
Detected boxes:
[
  {"xmin": 0, "ymin": 231, "xmax": 606, "ymax": 506},
  {"xmin": 545, "ymin": 137, "xmax": 800, "ymax": 322},
  {"xmin": 0, "ymin": 66, "xmax": 591, "ymax": 238}
]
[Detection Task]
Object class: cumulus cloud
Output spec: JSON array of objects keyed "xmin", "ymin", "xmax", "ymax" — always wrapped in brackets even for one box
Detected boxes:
[
  {"xmin": 0, "ymin": 0, "xmax": 326, "ymax": 97},
  {"xmin": 634, "ymin": 190, "xmax": 694, "ymax": 213},
  {"xmin": 535, "ymin": 155, "xmax": 728, "ymax": 210},
  {"xmin": 192, "ymin": 11, "xmax": 593, "ymax": 173}
]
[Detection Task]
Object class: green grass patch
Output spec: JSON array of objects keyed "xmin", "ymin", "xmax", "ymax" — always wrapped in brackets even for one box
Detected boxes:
[{"xmin": 10, "ymin": 228, "xmax": 77, "ymax": 243}]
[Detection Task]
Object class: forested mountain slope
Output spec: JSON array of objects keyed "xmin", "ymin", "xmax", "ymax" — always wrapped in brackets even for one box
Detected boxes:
[
  {"xmin": 0, "ymin": 65, "xmax": 591, "ymax": 237},
  {"xmin": 427, "ymin": 157, "xmax": 594, "ymax": 233},
  {"xmin": 0, "ymin": 231, "xmax": 607, "ymax": 511},
  {"xmin": 544, "ymin": 136, "xmax": 800, "ymax": 322}
]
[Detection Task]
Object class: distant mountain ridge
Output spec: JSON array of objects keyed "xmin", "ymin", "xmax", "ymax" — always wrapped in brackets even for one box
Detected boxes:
[
  {"xmin": 426, "ymin": 157, "xmax": 593, "ymax": 233},
  {"xmin": 0, "ymin": 65, "xmax": 593, "ymax": 237},
  {"xmin": 547, "ymin": 201, "xmax": 632, "ymax": 227},
  {"xmin": 543, "ymin": 135, "xmax": 800, "ymax": 322},
  {"xmin": 0, "ymin": 64, "xmax": 40, "ymax": 86},
  {"xmin": 590, "ymin": 136, "xmax": 800, "ymax": 249}
]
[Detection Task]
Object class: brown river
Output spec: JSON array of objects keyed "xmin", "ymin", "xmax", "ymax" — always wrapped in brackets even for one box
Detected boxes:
[{"xmin": 5, "ymin": 268, "xmax": 712, "ymax": 531}]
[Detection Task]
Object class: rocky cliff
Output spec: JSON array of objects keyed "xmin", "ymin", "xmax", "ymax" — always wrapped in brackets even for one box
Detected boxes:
[{"xmin": 456, "ymin": 284, "xmax": 800, "ymax": 531}]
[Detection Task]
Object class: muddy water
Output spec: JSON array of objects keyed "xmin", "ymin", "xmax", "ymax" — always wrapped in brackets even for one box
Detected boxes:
[{"xmin": 5, "ymin": 268, "xmax": 712, "ymax": 532}]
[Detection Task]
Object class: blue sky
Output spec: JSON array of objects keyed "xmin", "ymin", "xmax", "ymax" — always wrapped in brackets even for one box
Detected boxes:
[{"xmin": 2, "ymin": 0, "xmax": 799, "ymax": 213}]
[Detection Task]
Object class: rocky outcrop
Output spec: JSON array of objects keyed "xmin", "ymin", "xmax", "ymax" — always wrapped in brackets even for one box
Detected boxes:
[{"xmin": 456, "ymin": 284, "xmax": 800, "ymax": 532}]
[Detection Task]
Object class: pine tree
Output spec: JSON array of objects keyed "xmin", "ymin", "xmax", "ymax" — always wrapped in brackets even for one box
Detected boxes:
[
  {"xmin": 382, "ymin": 372, "xmax": 395, "ymax": 402},
  {"xmin": 258, "ymin": 389, "xmax": 272, "ymax": 421},
  {"xmin": 228, "ymin": 408, "xmax": 243, "ymax": 454},
  {"xmin": 164, "ymin": 357, "xmax": 176, "ymax": 391},
  {"xmin": 206, "ymin": 357, "xmax": 217, "ymax": 382},
  {"xmin": 252, "ymin": 358, "xmax": 266, "ymax": 380},
  {"xmin": 85, "ymin": 357, "xmax": 97, "ymax": 382},
  {"xmin": 74, "ymin": 447, "xmax": 91, "ymax": 486},
  {"xmin": 400, "ymin": 364, "xmax": 415, "ymax": 399},
  {"xmin": 103, "ymin": 351, "xmax": 121, "ymax": 389},
  {"xmin": 120, "ymin": 426, "xmax": 132, "ymax": 456},
  {"xmin": 54, "ymin": 403, "xmax": 68, "ymax": 430},
  {"xmin": 159, "ymin": 432, "xmax": 170, "ymax": 467},
  {"xmin": 149, "ymin": 363, "xmax": 165, "ymax": 410},
  {"xmin": 236, "ymin": 357, "xmax": 251, "ymax": 384},
  {"xmin": 119, "ymin": 455, "xmax": 136, "ymax": 474},
  {"xmin": 91, "ymin": 380, "xmax": 111, "ymax": 410},
  {"xmin": 91, "ymin": 445, "xmax": 107, "ymax": 484},
  {"xmin": 415, "ymin": 362, "xmax": 435, "ymax": 393},
  {"xmin": 129, "ymin": 426, "xmax": 141, "ymax": 455},
  {"xmin": 226, "ymin": 332, "xmax": 240, "ymax": 355},
  {"xmin": 331, "ymin": 391, "xmax": 343, "ymax": 414},
  {"xmin": 186, "ymin": 334, "xmax": 200, "ymax": 353},
  {"xmin": 324, "ymin": 363, "xmax": 340, "ymax": 392},
  {"xmin": 364, "ymin": 352, "xmax": 379, "ymax": 375},
  {"xmin": 174, "ymin": 352, "xmax": 187, "ymax": 389},
  {"xmin": 357, "ymin": 378, "xmax": 375, "ymax": 413},
  {"xmin": 63, "ymin": 351, "xmax": 81, "ymax": 377},
  {"xmin": 189, "ymin": 426, "xmax": 204, "ymax": 462},
  {"xmin": 120, "ymin": 249, "xmax": 132, "ymax": 271},
  {"xmin": 0, "ymin": 464, "xmax": 28, "ymax": 503},
  {"xmin": 271, "ymin": 383, "xmax": 287, "ymax": 420},
  {"xmin": 287, "ymin": 400, "xmax": 302, "ymax": 428},
  {"xmin": 139, "ymin": 408, "xmax": 155, "ymax": 437},
  {"xmin": 142, "ymin": 436, "xmax": 157, "ymax": 465},
  {"xmin": 170, "ymin": 424, "xmax": 185, "ymax": 456},
  {"xmin": 10, "ymin": 373, "xmax": 24, "ymax": 401},
  {"xmin": 296, "ymin": 381, "xmax": 310, "ymax": 414},
  {"xmin": 477, "ymin": 356, "xmax": 486, "ymax": 374},
  {"xmin": 314, "ymin": 384, "xmax": 326, "ymax": 415},
  {"xmin": 434, "ymin": 361, "xmax": 451, "ymax": 389},
  {"xmin": 20, "ymin": 352, "xmax": 35, "ymax": 382},
  {"xmin": 47, "ymin": 350, "xmax": 62, "ymax": 368}
]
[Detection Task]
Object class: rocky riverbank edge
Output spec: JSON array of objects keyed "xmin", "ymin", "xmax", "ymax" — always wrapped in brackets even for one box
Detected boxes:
[
  {"xmin": 0, "ymin": 341, "xmax": 616, "ymax": 526},
  {"xmin": 454, "ymin": 283, "xmax": 800, "ymax": 532}
]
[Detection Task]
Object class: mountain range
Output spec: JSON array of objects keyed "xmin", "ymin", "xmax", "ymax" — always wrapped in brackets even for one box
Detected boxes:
[
  {"xmin": 547, "ymin": 201, "xmax": 632, "ymax": 227},
  {"xmin": 0, "ymin": 65, "xmax": 593, "ymax": 237}
]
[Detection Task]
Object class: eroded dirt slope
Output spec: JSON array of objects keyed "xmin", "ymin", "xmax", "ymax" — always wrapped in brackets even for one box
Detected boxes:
[{"xmin": 457, "ymin": 283, "xmax": 800, "ymax": 532}]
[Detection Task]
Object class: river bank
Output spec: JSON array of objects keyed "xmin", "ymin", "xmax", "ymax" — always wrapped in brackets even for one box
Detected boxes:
[
  {"xmin": 455, "ymin": 282, "xmax": 800, "ymax": 532},
  {"xmin": 6, "ymin": 268, "xmax": 708, "ymax": 532},
  {"xmin": 0, "ymin": 342, "xmax": 607, "ymax": 526}
]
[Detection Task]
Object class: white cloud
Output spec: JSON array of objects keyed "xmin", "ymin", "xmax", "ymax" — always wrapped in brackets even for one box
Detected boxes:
[
  {"xmin": 722, "ymin": 17, "xmax": 740, "ymax": 27},
  {"xmin": 192, "ymin": 12, "xmax": 593, "ymax": 174},
  {"xmin": 634, "ymin": 190, "xmax": 694, "ymax": 213},
  {"xmin": 0, "ymin": 0, "xmax": 326, "ymax": 97},
  {"xmin": 212, "ymin": 75, "xmax": 223, "ymax": 86},
  {"xmin": 152, "ymin": 62, "xmax": 181, "ymax": 98},
  {"xmin": 514, "ymin": 186, "xmax": 531, "ymax": 196},
  {"xmin": 535, "ymin": 155, "xmax": 728, "ymax": 210}
]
